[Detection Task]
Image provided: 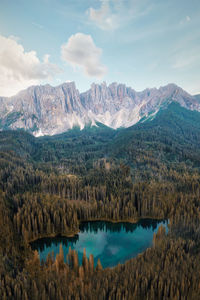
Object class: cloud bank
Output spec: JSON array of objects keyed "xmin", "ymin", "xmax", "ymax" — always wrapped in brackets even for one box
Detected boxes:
[
  {"xmin": 61, "ymin": 33, "xmax": 107, "ymax": 78},
  {"xmin": 0, "ymin": 35, "xmax": 61, "ymax": 97}
]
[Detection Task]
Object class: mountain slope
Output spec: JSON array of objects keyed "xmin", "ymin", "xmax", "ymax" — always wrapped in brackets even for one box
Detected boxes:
[
  {"xmin": 0, "ymin": 82, "xmax": 199, "ymax": 136},
  {"xmin": 1, "ymin": 103, "xmax": 200, "ymax": 174},
  {"xmin": 111, "ymin": 103, "xmax": 200, "ymax": 166}
]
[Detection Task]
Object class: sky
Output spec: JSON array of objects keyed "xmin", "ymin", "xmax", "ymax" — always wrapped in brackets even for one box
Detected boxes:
[{"xmin": 0, "ymin": 0, "xmax": 200, "ymax": 96}]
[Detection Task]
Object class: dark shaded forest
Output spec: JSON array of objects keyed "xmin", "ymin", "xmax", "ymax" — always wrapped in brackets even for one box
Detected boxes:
[{"xmin": 0, "ymin": 103, "xmax": 200, "ymax": 299}]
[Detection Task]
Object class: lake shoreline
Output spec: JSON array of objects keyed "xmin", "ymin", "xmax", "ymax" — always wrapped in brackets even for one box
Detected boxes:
[
  {"xmin": 82, "ymin": 216, "xmax": 165, "ymax": 224},
  {"xmin": 29, "ymin": 230, "xmax": 80, "ymax": 243},
  {"xmin": 29, "ymin": 216, "xmax": 166, "ymax": 243},
  {"xmin": 31, "ymin": 218, "xmax": 168, "ymax": 268}
]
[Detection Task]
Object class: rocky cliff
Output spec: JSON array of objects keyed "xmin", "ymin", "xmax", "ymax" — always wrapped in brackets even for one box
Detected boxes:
[{"xmin": 0, "ymin": 81, "xmax": 199, "ymax": 136}]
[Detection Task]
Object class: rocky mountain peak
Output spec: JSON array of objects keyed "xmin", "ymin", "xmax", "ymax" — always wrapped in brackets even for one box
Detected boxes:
[{"xmin": 0, "ymin": 82, "xmax": 199, "ymax": 136}]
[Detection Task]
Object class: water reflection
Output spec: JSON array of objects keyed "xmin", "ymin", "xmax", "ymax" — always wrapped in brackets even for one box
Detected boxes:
[
  {"xmin": 32, "ymin": 234, "xmax": 79, "ymax": 252},
  {"xmin": 31, "ymin": 219, "xmax": 167, "ymax": 268},
  {"xmin": 79, "ymin": 219, "xmax": 162, "ymax": 234}
]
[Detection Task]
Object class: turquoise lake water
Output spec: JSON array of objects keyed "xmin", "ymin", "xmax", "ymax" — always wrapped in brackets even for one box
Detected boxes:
[{"xmin": 31, "ymin": 219, "xmax": 167, "ymax": 268}]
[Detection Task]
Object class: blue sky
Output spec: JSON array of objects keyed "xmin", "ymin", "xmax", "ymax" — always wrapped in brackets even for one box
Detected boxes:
[{"xmin": 0, "ymin": 0, "xmax": 200, "ymax": 96}]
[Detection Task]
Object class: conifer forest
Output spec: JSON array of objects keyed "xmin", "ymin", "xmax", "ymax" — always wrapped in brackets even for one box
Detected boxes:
[{"xmin": 0, "ymin": 104, "xmax": 200, "ymax": 299}]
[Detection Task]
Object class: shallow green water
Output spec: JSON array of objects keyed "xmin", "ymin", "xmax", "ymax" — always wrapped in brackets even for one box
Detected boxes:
[{"xmin": 31, "ymin": 219, "xmax": 167, "ymax": 268}]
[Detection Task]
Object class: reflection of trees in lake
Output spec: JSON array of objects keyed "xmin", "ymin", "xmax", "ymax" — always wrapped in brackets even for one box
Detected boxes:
[
  {"xmin": 138, "ymin": 219, "xmax": 166, "ymax": 230},
  {"xmin": 80, "ymin": 219, "xmax": 167, "ymax": 234},
  {"xmin": 31, "ymin": 234, "xmax": 79, "ymax": 252},
  {"xmin": 31, "ymin": 219, "xmax": 167, "ymax": 253}
]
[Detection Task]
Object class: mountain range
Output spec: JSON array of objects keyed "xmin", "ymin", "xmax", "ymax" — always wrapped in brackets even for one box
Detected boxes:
[{"xmin": 0, "ymin": 81, "xmax": 199, "ymax": 136}]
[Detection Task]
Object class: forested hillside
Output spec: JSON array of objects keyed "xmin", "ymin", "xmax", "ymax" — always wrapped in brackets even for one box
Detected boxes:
[{"xmin": 0, "ymin": 103, "xmax": 200, "ymax": 299}]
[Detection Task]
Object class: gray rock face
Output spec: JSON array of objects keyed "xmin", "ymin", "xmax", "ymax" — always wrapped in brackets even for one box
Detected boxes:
[
  {"xmin": 80, "ymin": 82, "xmax": 138, "ymax": 114},
  {"xmin": 0, "ymin": 82, "xmax": 199, "ymax": 136}
]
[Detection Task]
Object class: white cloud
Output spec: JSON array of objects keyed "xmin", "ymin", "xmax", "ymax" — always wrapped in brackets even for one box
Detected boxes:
[
  {"xmin": 88, "ymin": 0, "xmax": 118, "ymax": 30},
  {"xmin": 87, "ymin": 0, "xmax": 150, "ymax": 31},
  {"xmin": 186, "ymin": 16, "xmax": 191, "ymax": 22},
  {"xmin": 0, "ymin": 35, "xmax": 61, "ymax": 97},
  {"xmin": 32, "ymin": 22, "xmax": 44, "ymax": 30},
  {"xmin": 61, "ymin": 33, "xmax": 107, "ymax": 78},
  {"xmin": 180, "ymin": 15, "xmax": 191, "ymax": 25},
  {"xmin": 172, "ymin": 51, "xmax": 200, "ymax": 69},
  {"xmin": 170, "ymin": 33, "xmax": 200, "ymax": 70}
]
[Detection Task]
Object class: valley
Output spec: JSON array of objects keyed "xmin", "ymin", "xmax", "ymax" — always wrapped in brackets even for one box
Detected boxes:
[
  {"xmin": 1, "ymin": 0, "xmax": 200, "ymax": 298},
  {"xmin": 0, "ymin": 101, "xmax": 200, "ymax": 299}
]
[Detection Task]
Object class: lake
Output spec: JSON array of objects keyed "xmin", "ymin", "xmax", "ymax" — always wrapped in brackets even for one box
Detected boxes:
[{"xmin": 31, "ymin": 219, "xmax": 168, "ymax": 268}]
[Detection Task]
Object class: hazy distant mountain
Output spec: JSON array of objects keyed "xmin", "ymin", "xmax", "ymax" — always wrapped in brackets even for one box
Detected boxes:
[
  {"xmin": 0, "ymin": 82, "xmax": 199, "ymax": 136},
  {"xmin": 194, "ymin": 94, "xmax": 200, "ymax": 102}
]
